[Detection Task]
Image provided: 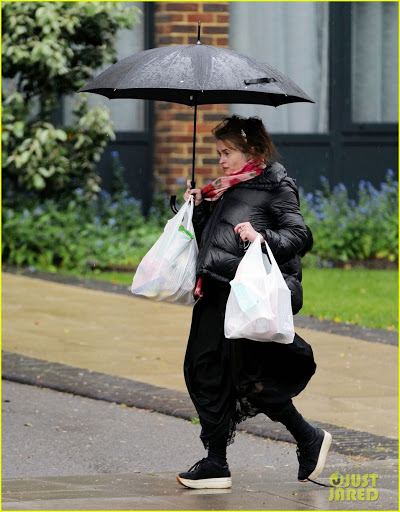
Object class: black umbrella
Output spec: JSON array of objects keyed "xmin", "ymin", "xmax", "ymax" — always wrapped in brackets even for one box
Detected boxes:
[{"xmin": 79, "ymin": 23, "xmax": 314, "ymax": 211}]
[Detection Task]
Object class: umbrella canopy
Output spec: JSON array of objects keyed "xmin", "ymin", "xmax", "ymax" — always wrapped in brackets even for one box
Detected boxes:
[
  {"xmin": 79, "ymin": 28, "xmax": 314, "ymax": 211},
  {"xmin": 78, "ymin": 43, "xmax": 314, "ymax": 107}
]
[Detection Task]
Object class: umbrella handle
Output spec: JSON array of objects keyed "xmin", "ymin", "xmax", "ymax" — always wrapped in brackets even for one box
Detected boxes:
[
  {"xmin": 170, "ymin": 195, "xmax": 179, "ymax": 214},
  {"xmin": 169, "ymin": 187, "xmax": 196, "ymax": 214}
]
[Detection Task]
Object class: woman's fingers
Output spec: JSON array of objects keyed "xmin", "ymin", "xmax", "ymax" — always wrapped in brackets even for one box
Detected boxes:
[
  {"xmin": 234, "ymin": 222, "xmax": 260, "ymax": 242},
  {"xmin": 184, "ymin": 183, "xmax": 203, "ymax": 205},
  {"xmin": 234, "ymin": 222, "xmax": 251, "ymax": 233}
]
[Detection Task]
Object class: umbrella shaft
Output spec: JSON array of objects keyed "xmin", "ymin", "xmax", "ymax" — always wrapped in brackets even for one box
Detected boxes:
[{"xmin": 191, "ymin": 101, "xmax": 197, "ymax": 188}]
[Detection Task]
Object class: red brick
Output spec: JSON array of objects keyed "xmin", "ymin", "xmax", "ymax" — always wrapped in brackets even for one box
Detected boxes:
[
  {"xmin": 166, "ymin": 3, "xmax": 199, "ymax": 12},
  {"xmin": 203, "ymin": 3, "xmax": 229, "ymax": 13},
  {"xmin": 202, "ymin": 158, "xmax": 219, "ymax": 165},
  {"xmin": 156, "ymin": 13, "xmax": 172, "ymax": 23},
  {"xmin": 194, "ymin": 167, "xmax": 214, "ymax": 175},
  {"xmin": 203, "ymin": 135, "xmax": 218, "ymax": 144},
  {"xmin": 191, "ymin": 123, "xmax": 217, "ymax": 134},
  {"xmin": 170, "ymin": 157, "xmax": 193, "ymax": 165},
  {"xmin": 217, "ymin": 14, "xmax": 229, "ymax": 23},
  {"xmin": 187, "ymin": 146, "xmax": 213, "ymax": 155},
  {"xmin": 165, "ymin": 135, "xmax": 194, "ymax": 143},
  {"xmin": 158, "ymin": 35, "xmax": 185, "ymax": 45},
  {"xmin": 204, "ymin": 113, "xmax": 227, "ymax": 122},
  {"xmin": 157, "ymin": 103, "xmax": 172, "ymax": 111},
  {"xmin": 171, "ymin": 24, "xmax": 198, "ymax": 33},
  {"xmin": 217, "ymin": 37, "xmax": 229, "ymax": 46},
  {"xmin": 203, "ymin": 26, "xmax": 227, "ymax": 34},
  {"xmin": 175, "ymin": 113, "xmax": 195, "ymax": 122},
  {"xmin": 155, "ymin": 147, "xmax": 174, "ymax": 154},
  {"xmin": 187, "ymin": 13, "xmax": 214, "ymax": 23}
]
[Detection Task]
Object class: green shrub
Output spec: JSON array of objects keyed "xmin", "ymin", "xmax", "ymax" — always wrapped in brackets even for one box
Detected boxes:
[
  {"xmin": 3, "ymin": 172, "xmax": 397, "ymax": 274},
  {"xmin": 2, "ymin": 188, "xmax": 170, "ymax": 273},
  {"xmin": 300, "ymin": 170, "xmax": 398, "ymax": 265},
  {"xmin": 1, "ymin": 1, "xmax": 140, "ymax": 203}
]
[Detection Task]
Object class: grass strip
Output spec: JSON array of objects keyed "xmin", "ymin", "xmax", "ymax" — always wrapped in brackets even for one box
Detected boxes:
[
  {"xmin": 301, "ymin": 268, "xmax": 398, "ymax": 331},
  {"xmin": 55, "ymin": 268, "xmax": 398, "ymax": 331}
]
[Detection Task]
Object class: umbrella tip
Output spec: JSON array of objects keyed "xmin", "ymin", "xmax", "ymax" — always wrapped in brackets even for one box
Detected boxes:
[{"xmin": 196, "ymin": 21, "xmax": 201, "ymax": 45}]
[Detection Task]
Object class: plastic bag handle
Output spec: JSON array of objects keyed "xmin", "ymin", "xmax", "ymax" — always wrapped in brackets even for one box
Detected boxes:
[
  {"xmin": 252, "ymin": 235, "xmax": 273, "ymax": 266},
  {"xmin": 184, "ymin": 196, "xmax": 194, "ymax": 231},
  {"xmin": 262, "ymin": 236, "xmax": 277, "ymax": 268},
  {"xmin": 171, "ymin": 197, "xmax": 191, "ymax": 227}
]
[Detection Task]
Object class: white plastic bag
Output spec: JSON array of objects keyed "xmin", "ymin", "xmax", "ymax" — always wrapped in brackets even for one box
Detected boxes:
[
  {"xmin": 224, "ymin": 235, "xmax": 294, "ymax": 343},
  {"xmin": 131, "ymin": 197, "xmax": 198, "ymax": 305}
]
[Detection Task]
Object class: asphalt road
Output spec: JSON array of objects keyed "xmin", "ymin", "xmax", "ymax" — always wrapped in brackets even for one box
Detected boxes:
[{"xmin": 2, "ymin": 380, "xmax": 348, "ymax": 480}]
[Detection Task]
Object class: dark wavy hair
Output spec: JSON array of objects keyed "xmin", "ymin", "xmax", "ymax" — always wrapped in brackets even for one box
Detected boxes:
[{"xmin": 212, "ymin": 115, "xmax": 278, "ymax": 163}]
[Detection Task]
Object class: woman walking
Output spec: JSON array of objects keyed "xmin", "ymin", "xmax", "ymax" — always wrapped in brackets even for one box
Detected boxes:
[{"xmin": 177, "ymin": 115, "xmax": 331, "ymax": 489}]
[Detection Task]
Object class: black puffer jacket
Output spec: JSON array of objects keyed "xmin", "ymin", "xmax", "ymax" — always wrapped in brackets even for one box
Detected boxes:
[{"xmin": 193, "ymin": 162, "xmax": 310, "ymax": 314}]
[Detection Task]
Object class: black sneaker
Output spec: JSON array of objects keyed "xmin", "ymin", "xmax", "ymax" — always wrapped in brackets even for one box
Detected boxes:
[
  {"xmin": 297, "ymin": 428, "xmax": 332, "ymax": 482},
  {"xmin": 176, "ymin": 458, "xmax": 232, "ymax": 489}
]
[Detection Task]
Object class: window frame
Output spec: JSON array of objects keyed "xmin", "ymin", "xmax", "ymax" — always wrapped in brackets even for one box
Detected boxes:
[{"xmin": 331, "ymin": 3, "xmax": 398, "ymax": 136}]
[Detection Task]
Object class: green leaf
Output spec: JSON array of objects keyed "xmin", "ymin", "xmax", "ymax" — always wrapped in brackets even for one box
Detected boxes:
[
  {"xmin": 16, "ymin": 151, "xmax": 30, "ymax": 168},
  {"xmin": 32, "ymin": 174, "xmax": 46, "ymax": 190},
  {"xmin": 38, "ymin": 167, "xmax": 54, "ymax": 178},
  {"xmin": 13, "ymin": 121, "xmax": 25, "ymax": 138}
]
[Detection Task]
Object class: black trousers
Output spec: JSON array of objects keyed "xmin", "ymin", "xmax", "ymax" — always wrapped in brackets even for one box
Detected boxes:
[{"xmin": 184, "ymin": 276, "xmax": 316, "ymax": 448}]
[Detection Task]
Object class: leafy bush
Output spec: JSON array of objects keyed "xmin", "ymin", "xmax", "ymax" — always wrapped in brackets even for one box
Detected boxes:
[
  {"xmin": 300, "ymin": 170, "xmax": 398, "ymax": 265},
  {"xmin": 2, "ymin": 187, "xmax": 172, "ymax": 273},
  {"xmin": 3, "ymin": 172, "xmax": 397, "ymax": 274},
  {"xmin": 2, "ymin": 93, "xmax": 115, "ymax": 201},
  {"xmin": 2, "ymin": 1, "xmax": 140, "ymax": 203}
]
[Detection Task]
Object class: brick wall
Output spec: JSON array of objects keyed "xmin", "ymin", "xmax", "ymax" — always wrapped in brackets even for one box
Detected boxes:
[{"xmin": 153, "ymin": 2, "xmax": 230, "ymax": 194}]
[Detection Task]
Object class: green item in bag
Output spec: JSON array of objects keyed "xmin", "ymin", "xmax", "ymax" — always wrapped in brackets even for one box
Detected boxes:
[{"xmin": 178, "ymin": 225, "xmax": 194, "ymax": 239}]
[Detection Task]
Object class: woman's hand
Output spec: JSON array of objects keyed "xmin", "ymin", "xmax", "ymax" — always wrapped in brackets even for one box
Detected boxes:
[
  {"xmin": 234, "ymin": 222, "xmax": 265, "ymax": 243},
  {"xmin": 184, "ymin": 179, "xmax": 203, "ymax": 206}
]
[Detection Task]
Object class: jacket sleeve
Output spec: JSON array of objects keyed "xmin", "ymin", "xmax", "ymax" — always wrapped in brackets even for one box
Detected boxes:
[
  {"xmin": 192, "ymin": 200, "xmax": 212, "ymax": 243},
  {"xmin": 261, "ymin": 185, "xmax": 308, "ymax": 265}
]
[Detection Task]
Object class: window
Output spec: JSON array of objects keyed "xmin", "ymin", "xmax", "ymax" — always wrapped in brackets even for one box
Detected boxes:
[
  {"xmin": 63, "ymin": 2, "xmax": 145, "ymax": 132},
  {"xmin": 229, "ymin": 1, "xmax": 329, "ymax": 134},
  {"xmin": 351, "ymin": 1, "xmax": 398, "ymax": 124}
]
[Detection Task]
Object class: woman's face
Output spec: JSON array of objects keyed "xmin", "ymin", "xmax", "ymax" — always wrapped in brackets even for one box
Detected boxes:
[{"xmin": 216, "ymin": 139, "xmax": 249, "ymax": 175}]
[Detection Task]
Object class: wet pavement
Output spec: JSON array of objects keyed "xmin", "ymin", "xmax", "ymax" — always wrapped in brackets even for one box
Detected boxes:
[
  {"xmin": 1, "ymin": 269, "xmax": 399, "ymax": 510},
  {"xmin": 2, "ymin": 381, "xmax": 398, "ymax": 511},
  {"xmin": 3, "ymin": 463, "xmax": 398, "ymax": 511}
]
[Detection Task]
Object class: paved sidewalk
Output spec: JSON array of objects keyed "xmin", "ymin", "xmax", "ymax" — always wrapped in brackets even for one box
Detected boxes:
[
  {"xmin": 2, "ymin": 381, "xmax": 398, "ymax": 511},
  {"xmin": 2, "ymin": 271, "xmax": 398, "ymax": 439},
  {"xmin": 2, "ymin": 270, "xmax": 399, "ymax": 510},
  {"xmin": 3, "ymin": 462, "xmax": 398, "ymax": 511}
]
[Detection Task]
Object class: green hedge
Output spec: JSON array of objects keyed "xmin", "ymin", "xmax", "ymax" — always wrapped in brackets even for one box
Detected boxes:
[
  {"xmin": 2, "ymin": 189, "xmax": 169, "ymax": 272},
  {"xmin": 2, "ymin": 172, "xmax": 398, "ymax": 273},
  {"xmin": 300, "ymin": 170, "xmax": 398, "ymax": 266}
]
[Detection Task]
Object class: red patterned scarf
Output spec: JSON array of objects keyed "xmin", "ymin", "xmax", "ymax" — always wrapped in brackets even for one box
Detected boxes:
[{"xmin": 201, "ymin": 160, "xmax": 266, "ymax": 201}]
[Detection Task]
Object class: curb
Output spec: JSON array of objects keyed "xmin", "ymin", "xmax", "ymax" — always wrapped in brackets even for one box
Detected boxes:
[
  {"xmin": 2, "ymin": 351, "xmax": 398, "ymax": 461},
  {"xmin": 3, "ymin": 266, "xmax": 398, "ymax": 346}
]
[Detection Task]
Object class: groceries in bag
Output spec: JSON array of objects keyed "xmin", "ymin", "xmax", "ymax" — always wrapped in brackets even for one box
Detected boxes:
[
  {"xmin": 131, "ymin": 197, "xmax": 198, "ymax": 305},
  {"xmin": 224, "ymin": 235, "xmax": 294, "ymax": 343}
]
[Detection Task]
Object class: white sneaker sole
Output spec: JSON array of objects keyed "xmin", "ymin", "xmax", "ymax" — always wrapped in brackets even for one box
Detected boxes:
[
  {"xmin": 176, "ymin": 475, "xmax": 232, "ymax": 489},
  {"xmin": 299, "ymin": 430, "xmax": 332, "ymax": 482}
]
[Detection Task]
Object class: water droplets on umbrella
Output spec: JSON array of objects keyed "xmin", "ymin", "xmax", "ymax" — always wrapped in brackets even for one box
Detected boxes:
[{"xmin": 78, "ymin": 22, "xmax": 314, "ymax": 213}]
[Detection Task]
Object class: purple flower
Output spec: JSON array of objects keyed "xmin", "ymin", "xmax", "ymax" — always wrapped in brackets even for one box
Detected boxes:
[{"xmin": 100, "ymin": 189, "xmax": 111, "ymax": 200}]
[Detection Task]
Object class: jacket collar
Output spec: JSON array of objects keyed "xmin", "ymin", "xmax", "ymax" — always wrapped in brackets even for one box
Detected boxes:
[{"xmin": 235, "ymin": 162, "xmax": 288, "ymax": 191}]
